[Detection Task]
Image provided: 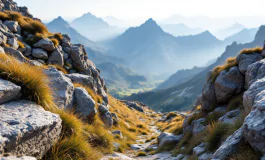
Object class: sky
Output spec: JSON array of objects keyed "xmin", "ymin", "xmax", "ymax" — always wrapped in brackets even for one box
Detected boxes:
[{"xmin": 15, "ymin": 0, "xmax": 265, "ymax": 27}]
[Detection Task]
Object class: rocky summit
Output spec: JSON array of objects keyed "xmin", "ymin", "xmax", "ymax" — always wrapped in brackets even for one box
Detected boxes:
[{"xmin": 0, "ymin": 0, "xmax": 265, "ymax": 160}]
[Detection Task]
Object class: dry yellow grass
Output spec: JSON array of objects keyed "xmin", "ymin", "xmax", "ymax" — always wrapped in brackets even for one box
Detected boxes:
[
  {"xmin": 49, "ymin": 64, "xmax": 68, "ymax": 74},
  {"xmin": 156, "ymin": 114, "xmax": 184, "ymax": 135},
  {"xmin": 210, "ymin": 57, "xmax": 238, "ymax": 82},
  {"xmin": 50, "ymin": 38, "xmax": 59, "ymax": 47},
  {"xmin": 239, "ymin": 47, "xmax": 262, "ymax": 55},
  {"xmin": 18, "ymin": 40, "xmax": 25, "ymax": 48},
  {"xmin": 0, "ymin": 53, "xmax": 55, "ymax": 110}
]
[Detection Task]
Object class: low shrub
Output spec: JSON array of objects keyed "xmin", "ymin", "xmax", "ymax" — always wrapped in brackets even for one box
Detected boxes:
[
  {"xmin": 54, "ymin": 33, "xmax": 64, "ymax": 41},
  {"xmin": 206, "ymin": 122, "xmax": 229, "ymax": 151}
]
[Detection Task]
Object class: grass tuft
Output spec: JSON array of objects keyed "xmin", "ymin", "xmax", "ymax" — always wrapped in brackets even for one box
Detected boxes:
[
  {"xmin": 49, "ymin": 64, "xmax": 68, "ymax": 74},
  {"xmin": 0, "ymin": 53, "xmax": 54, "ymax": 110},
  {"xmin": 239, "ymin": 47, "xmax": 262, "ymax": 55},
  {"xmin": 210, "ymin": 57, "xmax": 238, "ymax": 82},
  {"xmin": 206, "ymin": 122, "xmax": 229, "ymax": 152},
  {"xmin": 50, "ymin": 38, "xmax": 59, "ymax": 47},
  {"xmin": 227, "ymin": 94, "xmax": 243, "ymax": 112},
  {"xmin": 136, "ymin": 151, "xmax": 147, "ymax": 157},
  {"xmin": 18, "ymin": 40, "xmax": 25, "ymax": 48}
]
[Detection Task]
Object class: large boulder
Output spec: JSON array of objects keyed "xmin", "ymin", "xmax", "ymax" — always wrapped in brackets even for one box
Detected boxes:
[
  {"xmin": 33, "ymin": 38, "xmax": 55, "ymax": 52},
  {"xmin": 69, "ymin": 44, "xmax": 89, "ymax": 74},
  {"xmin": 74, "ymin": 87, "xmax": 96, "ymax": 119},
  {"xmin": 245, "ymin": 59, "xmax": 265, "ymax": 88},
  {"xmin": 214, "ymin": 66, "xmax": 244, "ymax": 103},
  {"xmin": 48, "ymin": 46, "xmax": 64, "ymax": 66},
  {"xmin": 124, "ymin": 101, "xmax": 144, "ymax": 112},
  {"xmin": 236, "ymin": 53, "xmax": 263, "ymax": 75},
  {"xmin": 4, "ymin": 47, "xmax": 26, "ymax": 61},
  {"xmin": 32, "ymin": 48, "xmax": 48, "ymax": 59},
  {"xmin": 157, "ymin": 132, "xmax": 183, "ymax": 148},
  {"xmin": 0, "ymin": 79, "xmax": 21, "ymax": 104},
  {"xmin": 65, "ymin": 73, "xmax": 94, "ymax": 90},
  {"xmin": 3, "ymin": 21, "xmax": 21, "ymax": 34},
  {"xmin": 192, "ymin": 118, "xmax": 206, "ymax": 135},
  {"xmin": 98, "ymin": 104, "xmax": 113, "ymax": 128},
  {"xmin": 45, "ymin": 67, "xmax": 74, "ymax": 109},
  {"xmin": 243, "ymin": 77, "xmax": 265, "ymax": 110},
  {"xmin": 213, "ymin": 127, "xmax": 244, "ymax": 160},
  {"xmin": 218, "ymin": 108, "xmax": 241, "ymax": 124},
  {"xmin": 201, "ymin": 82, "xmax": 217, "ymax": 111},
  {"xmin": 243, "ymin": 107, "xmax": 265, "ymax": 154},
  {"xmin": 0, "ymin": 100, "xmax": 62, "ymax": 159},
  {"xmin": 7, "ymin": 37, "xmax": 18, "ymax": 50},
  {"xmin": 0, "ymin": 31, "xmax": 7, "ymax": 45}
]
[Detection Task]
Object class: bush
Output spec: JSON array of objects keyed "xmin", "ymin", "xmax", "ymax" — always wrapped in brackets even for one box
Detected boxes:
[
  {"xmin": 24, "ymin": 33, "xmax": 44, "ymax": 46},
  {"xmin": 0, "ymin": 54, "xmax": 54, "ymax": 110},
  {"xmin": 210, "ymin": 57, "xmax": 238, "ymax": 82},
  {"xmin": 206, "ymin": 122, "xmax": 229, "ymax": 151},
  {"xmin": 240, "ymin": 47, "xmax": 262, "ymax": 55}
]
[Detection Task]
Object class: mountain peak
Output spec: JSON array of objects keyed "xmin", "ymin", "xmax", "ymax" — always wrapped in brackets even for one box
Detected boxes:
[
  {"xmin": 49, "ymin": 16, "xmax": 69, "ymax": 27},
  {"xmin": 142, "ymin": 18, "xmax": 157, "ymax": 26}
]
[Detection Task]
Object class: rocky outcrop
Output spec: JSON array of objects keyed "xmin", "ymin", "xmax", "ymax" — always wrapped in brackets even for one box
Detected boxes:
[
  {"xmin": 124, "ymin": 101, "xmax": 145, "ymax": 112},
  {"xmin": 213, "ymin": 127, "xmax": 244, "ymax": 159},
  {"xmin": 0, "ymin": 79, "xmax": 21, "ymax": 104},
  {"xmin": 45, "ymin": 67, "xmax": 74, "ymax": 109},
  {"xmin": 236, "ymin": 53, "xmax": 263, "ymax": 74},
  {"xmin": 0, "ymin": 100, "xmax": 62, "ymax": 159},
  {"xmin": 33, "ymin": 38, "xmax": 55, "ymax": 52},
  {"xmin": 98, "ymin": 104, "xmax": 113, "ymax": 127},
  {"xmin": 74, "ymin": 87, "xmax": 96, "ymax": 119},
  {"xmin": 214, "ymin": 66, "xmax": 244, "ymax": 103},
  {"xmin": 218, "ymin": 108, "xmax": 241, "ymax": 124}
]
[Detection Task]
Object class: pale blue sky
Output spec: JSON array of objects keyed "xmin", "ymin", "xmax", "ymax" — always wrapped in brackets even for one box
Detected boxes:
[{"xmin": 15, "ymin": 0, "xmax": 265, "ymax": 23}]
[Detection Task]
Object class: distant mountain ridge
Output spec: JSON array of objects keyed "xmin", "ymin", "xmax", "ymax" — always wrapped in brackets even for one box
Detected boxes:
[
  {"xmin": 214, "ymin": 23, "xmax": 245, "ymax": 40},
  {"xmin": 224, "ymin": 28, "xmax": 258, "ymax": 44},
  {"xmin": 71, "ymin": 12, "xmax": 124, "ymax": 41},
  {"xmin": 106, "ymin": 18, "xmax": 227, "ymax": 77},
  {"xmin": 161, "ymin": 23, "xmax": 204, "ymax": 36},
  {"xmin": 126, "ymin": 25, "xmax": 265, "ymax": 112}
]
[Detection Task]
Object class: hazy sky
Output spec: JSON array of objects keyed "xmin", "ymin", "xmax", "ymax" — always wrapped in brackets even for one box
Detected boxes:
[{"xmin": 16, "ymin": 0, "xmax": 265, "ymax": 21}]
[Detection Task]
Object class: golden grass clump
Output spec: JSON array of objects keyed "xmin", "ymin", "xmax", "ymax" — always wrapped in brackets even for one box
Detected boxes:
[
  {"xmin": 210, "ymin": 57, "xmax": 238, "ymax": 82},
  {"xmin": 50, "ymin": 38, "xmax": 59, "ymax": 47},
  {"xmin": 18, "ymin": 40, "xmax": 25, "ymax": 48},
  {"xmin": 206, "ymin": 122, "xmax": 229, "ymax": 152},
  {"xmin": 136, "ymin": 151, "xmax": 147, "ymax": 157},
  {"xmin": 49, "ymin": 64, "xmax": 68, "ymax": 74},
  {"xmin": 239, "ymin": 47, "xmax": 262, "ymax": 55},
  {"xmin": 54, "ymin": 33, "xmax": 64, "ymax": 41},
  {"xmin": 0, "ymin": 53, "xmax": 54, "ymax": 110},
  {"xmin": 73, "ymin": 83, "xmax": 103, "ymax": 104}
]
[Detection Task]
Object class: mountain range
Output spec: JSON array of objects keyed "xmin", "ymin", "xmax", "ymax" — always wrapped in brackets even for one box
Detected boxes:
[
  {"xmin": 161, "ymin": 23, "xmax": 204, "ymax": 36},
  {"xmin": 126, "ymin": 25, "xmax": 265, "ymax": 112},
  {"xmin": 71, "ymin": 12, "xmax": 125, "ymax": 41},
  {"xmin": 214, "ymin": 23, "xmax": 245, "ymax": 40},
  {"xmin": 105, "ymin": 18, "xmax": 227, "ymax": 76}
]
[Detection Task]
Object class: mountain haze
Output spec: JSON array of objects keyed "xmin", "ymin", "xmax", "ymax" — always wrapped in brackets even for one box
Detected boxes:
[
  {"xmin": 106, "ymin": 18, "xmax": 227, "ymax": 76},
  {"xmin": 71, "ymin": 12, "xmax": 124, "ymax": 41},
  {"xmin": 161, "ymin": 23, "xmax": 204, "ymax": 36}
]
